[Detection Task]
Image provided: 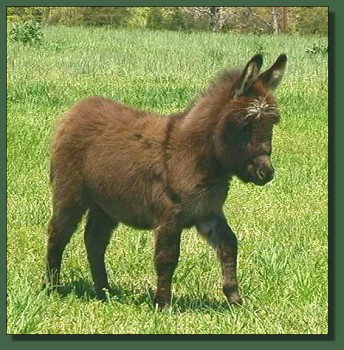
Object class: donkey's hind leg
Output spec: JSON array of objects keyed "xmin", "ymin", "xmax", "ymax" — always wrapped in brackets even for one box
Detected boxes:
[
  {"xmin": 84, "ymin": 204, "xmax": 118, "ymax": 300},
  {"xmin": 43, "ymin": 197, "xmax": 87, "ymax": 291}
]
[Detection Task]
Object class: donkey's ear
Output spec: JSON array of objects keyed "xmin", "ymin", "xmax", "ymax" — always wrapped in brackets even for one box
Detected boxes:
[
  {"xmin": 235, "ymin": 54, "xmax": 263, "ymax": 97},
  {"xmin": 258, "ymin": 54, "xmax": 287, "ymax": 91}
]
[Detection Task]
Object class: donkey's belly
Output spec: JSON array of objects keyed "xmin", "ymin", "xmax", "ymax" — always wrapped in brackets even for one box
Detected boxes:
[
  {"xmin": 84, "ymin": 160, "xmax": 158, "ymax": 229},
  {"xmin": 92, "ymin": 194, "xmax": 154, "ymax": 229}
]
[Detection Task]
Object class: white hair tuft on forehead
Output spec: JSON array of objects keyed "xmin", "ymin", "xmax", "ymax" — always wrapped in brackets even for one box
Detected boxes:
[{"xmin": 245, "ymin": 97, "xmax": 278, "ymax": 121}]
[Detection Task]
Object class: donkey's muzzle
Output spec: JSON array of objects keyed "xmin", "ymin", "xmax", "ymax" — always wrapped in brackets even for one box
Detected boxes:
[{"xmin": 249, "ymin": 155, "xmax": 275, "ymax": 186}]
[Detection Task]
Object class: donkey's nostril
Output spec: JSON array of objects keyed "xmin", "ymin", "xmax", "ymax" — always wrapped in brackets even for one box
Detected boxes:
[{"xmin": 257, "ymin": 168, "xmax": 266, "ymax": 180}]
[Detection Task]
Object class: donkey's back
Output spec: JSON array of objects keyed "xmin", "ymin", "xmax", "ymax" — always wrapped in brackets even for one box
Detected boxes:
[{"xmin": 51, "ymin": 96, "xmax": 170, "ymax": 228}]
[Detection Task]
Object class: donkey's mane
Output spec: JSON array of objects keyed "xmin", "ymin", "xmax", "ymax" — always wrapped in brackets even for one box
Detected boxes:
[
  {"xmin": 203, "ymin": 68, "xmax": 242, "ymax": 97},
  {"xmin": 169, "ymin": 67, "xmax": 243, "ymax": 121}
]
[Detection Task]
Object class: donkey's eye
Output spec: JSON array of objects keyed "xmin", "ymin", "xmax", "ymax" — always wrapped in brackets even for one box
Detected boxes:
[{"xmin": 239, "ymin": 125, "xmax": 251, "ymax": 144}]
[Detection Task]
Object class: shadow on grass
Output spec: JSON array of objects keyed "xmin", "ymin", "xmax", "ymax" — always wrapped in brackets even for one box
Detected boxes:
[
  {"xmin": 53, "ymin": 280, "xmax": 97, "ymax": 300},
  {"xmin": 47, "ymin": 280, "xmax": 235, "ymax": 313},
  {"xmin": 48, "ymin": 280, "xmax": 153, "ymax": 306},
  {"xmin": 172, "ymin": 295, "xmax": 236, "ymax": 313}
]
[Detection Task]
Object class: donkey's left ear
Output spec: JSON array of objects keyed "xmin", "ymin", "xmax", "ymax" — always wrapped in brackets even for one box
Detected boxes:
[{"xmin": 258, "ymin": 54, "xmax": 287, "ymax": 91}]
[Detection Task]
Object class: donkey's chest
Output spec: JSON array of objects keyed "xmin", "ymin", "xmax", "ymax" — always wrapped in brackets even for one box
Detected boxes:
[{"xmin": 182, "ymin": 182, "xmax": 229, "ymax": 223}]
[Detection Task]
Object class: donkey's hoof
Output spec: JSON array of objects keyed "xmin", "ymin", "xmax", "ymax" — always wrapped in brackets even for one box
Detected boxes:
[
  {"xmin": 228, "ymin": 295, "xmax": 243, "ymax": 306},
  {"xmin": 41, "ymin": 282, "xmax": 58, "ymax": 295},
  {"xmin": 153, "ymin": 295, "xmax": 171, "ymax": 311},
  {"xmin": 154, "ymin": 303, "xmax": 171, "ymax": 312},
  {"xmin": 95, "ymin": 289, "xmax": 111, "ymax": 302}
]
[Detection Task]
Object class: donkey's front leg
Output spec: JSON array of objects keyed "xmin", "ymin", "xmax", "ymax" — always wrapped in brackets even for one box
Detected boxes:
[
  {"xmin": 153, "ymin": 225, "xmax": 182, "ymax": 309},
  {"xmin": 196, "ymin": 213, "xmax": 242, "ymax": 305}
]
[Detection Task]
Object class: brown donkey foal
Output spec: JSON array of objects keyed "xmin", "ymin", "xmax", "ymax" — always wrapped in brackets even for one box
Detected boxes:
[{"xmin": 44, "ymin": 54, "xmax": 287, "ymax": 309}]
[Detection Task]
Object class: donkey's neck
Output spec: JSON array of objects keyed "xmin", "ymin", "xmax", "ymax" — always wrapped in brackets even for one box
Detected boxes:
[
  {"xmin": 165, "ymin": 70, "xmax": 239, "ymax": 181},
  {"xmin": 181, "ymin": 89, "xmax": 227, "ymax": 135},
  {"xmin": 166, "ymin": 93, "xmax": 230, "ymax": 182}
]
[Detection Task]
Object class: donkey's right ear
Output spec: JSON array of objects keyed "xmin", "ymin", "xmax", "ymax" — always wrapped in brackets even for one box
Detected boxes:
[{"xmin": 235, "ymin": 54, "xmax": 263, "ymax": 97}]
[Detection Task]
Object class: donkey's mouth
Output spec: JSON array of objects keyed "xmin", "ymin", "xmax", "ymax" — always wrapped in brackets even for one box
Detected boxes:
[{"xmin": 250, "ymin": 175, "xmax": 273, "ymax": 186}]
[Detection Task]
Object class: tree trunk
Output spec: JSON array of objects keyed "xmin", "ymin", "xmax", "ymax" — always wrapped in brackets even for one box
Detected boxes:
[
  {"xmin": 209, "ymin": 6, "xmax": 222, "ymax": 32},
  {"xmin": 282, "ymin": 7, "xmax": 288, "ymax": 33},
  {"xmin": 42, "ymin": 7, "xmax": 50, "ymax": 23},
  {"xmin": 271, "ymin": 7, "xmax": 281, "ymax": 34}
]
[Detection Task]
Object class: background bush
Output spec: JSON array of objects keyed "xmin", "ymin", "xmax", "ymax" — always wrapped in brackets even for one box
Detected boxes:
[{"xmin": 9, "ymin": 21, "xmax": 44, "ymax": 45}]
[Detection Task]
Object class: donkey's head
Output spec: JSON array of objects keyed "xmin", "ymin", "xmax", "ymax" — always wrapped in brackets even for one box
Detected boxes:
[{"xmin": 218, "ymin": 54, "xmax": 287, "ymax": 186}]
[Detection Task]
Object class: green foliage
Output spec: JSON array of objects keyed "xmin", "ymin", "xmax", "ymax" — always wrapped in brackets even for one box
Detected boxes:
[
  {"xmin": 81, "ymin": 7, "xmax": 131, "ymax": 27},
  {"xmin": 126, "ymin": 7, "xmax": 150, "ymax": 29},
  {"xmin": 7, "ymin": 27, "xmax": 328, "ymax": 334},
  {"xmin": 306, "ymin": 43, "xmax": 328, "ymax": 55},
  {"xmin": 167, "ymin": 7, "xmax": 186, "ymax": 31},
  {"xmin": 146, "ymin": 7, "xmax": 165, "ymax": 30},
  {"xmin": 9, "ymin": 21, "xmax": 44, "ymax": 45},
  {"xmin": 45, "ymin": 7, "xmax": 84, "ymax": 26},
  {"xmin": 166, "ymin": 8, "xmax": 208, "ymax": 32},
  {"xmin": 294, "ymin": 7, "xmax": 328, "ymax": 35},
  {"xmin": 7, "ymin": 7, "xmax": 45, "ymax": 23},
  {"xmin": 6, "ymin": 14, "xmax": 21, "ymax": 23}
]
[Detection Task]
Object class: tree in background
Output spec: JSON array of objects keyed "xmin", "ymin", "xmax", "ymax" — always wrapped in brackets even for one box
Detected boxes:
[
  {"xmin": 43, "ymin": 7, "xmax": 83, "ymax": 26},
  {"xmin": 182, "ymin": 7, "xmax": 224, "ymax": 32},
  {"xmin": 6, "ymin": 6, "xmax": 328, "ymax": 36},
  {"xmin": 7, "ymin": 7, "xmax": 45, "ymax": 23},
  {"xmin": 126, "ymin": 7, "xmax": 150, "ymax": 29},
  {"xmin": 292, "ymin": 7, "xmax": 328, "ymax": 35},
  {"xmin": 270, "ymin": 7, "xmax": 288, "ymax": 34},
  {"xmin": 146, "ymin": 7, "xmax": 164, "ymax": 30}
]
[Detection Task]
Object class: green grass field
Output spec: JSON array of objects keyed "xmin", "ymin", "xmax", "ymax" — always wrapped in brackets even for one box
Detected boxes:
[{"xmin": 7, "ymin": 26, "xmax": 328, "ymax": 334}]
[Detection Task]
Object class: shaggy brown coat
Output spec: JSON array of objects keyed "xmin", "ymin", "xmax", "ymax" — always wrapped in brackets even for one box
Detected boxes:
[{"xmin": 44, "ymin": 54, "xmax": 287, "ymax": 308}]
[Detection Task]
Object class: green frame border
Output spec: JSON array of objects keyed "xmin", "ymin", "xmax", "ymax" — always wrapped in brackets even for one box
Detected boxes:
[{"xmin": 2, "ymin": 0, "xmax": 339, "ymax": 348}]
